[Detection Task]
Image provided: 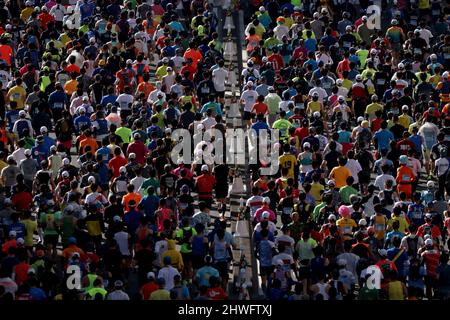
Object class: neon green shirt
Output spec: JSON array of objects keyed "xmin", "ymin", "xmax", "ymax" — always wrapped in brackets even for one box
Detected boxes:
[{"xmin": 115, "ymin": 126, "xmax": 132, "ymax": 144}]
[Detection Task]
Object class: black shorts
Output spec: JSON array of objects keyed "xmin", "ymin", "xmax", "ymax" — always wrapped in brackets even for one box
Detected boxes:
[
  {"xmin": 44, "ymin": 234, "xmax": 59, "ymax": 247},
  {"xmin": 215, "ymin": 260, "xmax": 229, "ymax": 279},
  {"xmin": 192, "ymin": 255, "xmax": 205, "ymax": 270},
  {"xmin": 243, "ymin": 111, "xmax": 253, "ymax": 121},
  {"xmin": 181, "ymin": 252, "xmax": 192, "ymax": 264},
  {"xmin": 259, "ymin": 265, "xmax": 273, "ymax": 277},
  {"xmin": 216, "ymin": 91, "xmax": 225, "ymax": 98}
]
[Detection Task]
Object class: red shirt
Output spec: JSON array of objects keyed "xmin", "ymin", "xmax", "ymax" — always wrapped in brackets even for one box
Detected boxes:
[
  {"xmin": 371, "ymin": 118, "xmax": 383, "ymax": 132},
  {"xmin": 141, "ymin": 282, "xmax": 159, "ymax": 300},
  {"xmin": 252, "ymin": 102, "xmax": 268, "ymax": 114},
  {"xmin": 14, "ymin": 262, "xmax": 30, "ymax": 286},
  {"xmin": 422, "ymin": 249, "xmax": 440, "ymax": 278},
  {"xmin": 206, "ymin": 287, "xmax": 228, "ymax": 300},
  {"xmin": 397, "ymin": 139, "xmax": 416, "ymax": 155},
  {"xmin": 65, "ymin": 64, "xmax": 81, "ymax": 75},
  {"xmin": 12, "ymin": 191, "xmax": 32, "ymax": 211},
  {"xmin": 268, "ymin": 54, "xmax": 284, "ymax": 74},
  {"xmin": 195, "ymin": 174, "xmax": 216, "ymax": 199},
  {"xmin": 108, "ymin": 156, "xmax": 128, "ymax": 178},
  {"xmin": 295, "ymin": 127, "xmax": 309, "ymax": 142},
  {"xmin": 127, "ymin": 141, "xmax": 149, "ymax": 165},
  {"xmin": 38, "ymin": 12, "xmax": 55, "ymax": 30}
]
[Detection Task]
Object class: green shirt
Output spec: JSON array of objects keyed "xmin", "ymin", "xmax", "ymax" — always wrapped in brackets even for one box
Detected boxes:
[
  {"xmin": 40, "ymin": 211, "xmax": 61, "ymax": 236},
  {"xmin": 356, "ymin": 49, "xmax": 369, "ymax": 70},
  {"xmin": 339, "ymin": 186, "xmax": 359, "ymax": 204},
  {"xmin": 272, "ymin": 119, "xmax": 292, "ymax": 137},
  {"xmin": 264, "ymin": 37, "xmax": 281, "ymax": 50},
  {"xmin": 358, "ymin": 286, "xmax": 379, "ymax": 300},
  {"xmin": 265, "ymin": 94, "xmax": 282, "ymax": 114},
  {"xmin": 176, "ymin": 227, "xmax": 197, "ymax": 253},
  {"xmin": 140, "ymin": 178, "xmax": 160, "ymax": 195},
  {"xmin": 115, "ymin": 126, "xmax": 132, "ymax": 144},
  {"xmin": 311, "ymin": 202, "xmax": 326, "ymax": 222},
  {"xmin": 86, "ymin": 287, "xmax": 108, "ymax": 299}
]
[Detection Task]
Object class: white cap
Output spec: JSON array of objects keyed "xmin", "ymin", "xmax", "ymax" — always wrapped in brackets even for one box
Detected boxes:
[
  {"xmin": 336, "ymin": 79, "xmax": 343, "ymax": 85},
  {"xmin": 201, "ymin": 164, "xmax": 208, "ymax": 172},
  {"xmin": 162, "ymin": 57, "xmax": 169, "ymax": 63},
  {"xmin": 427, "ymin": 181, "xmax": 435, "ymax": 188},
  {"xmin": 321, "ymin": 8, "xmax": 327, "ymax": 14},
  {"xmin": 362, "ymin": 15, "xmax": 368, "ymax": 21},
  {"xmin": 128, "ymin": 152, "xmax": 136, "ymax": 159},
  {"xmin": 126, "ymin": 59, "xmax": 133, "ymax": 65},
  {"xmin": 328, "ymin": 214, "xmax": 336, "ymax": 220},
  {"xmin": 19, "ymin": 110, "xmax": 26, "ymax": 116},
  {"xmin": 356, "ymin": 74, "xmax": 362, "ymax": 81},
  {"xmin": 313, "ymin": 111, "xmax": 321, "ymax": 118},
  {"xmin": 50, "ymin": 145, "xmax": 57, "ymax": 152},
  {"xmin": 430, "ymin": 54, "xmax": 437, "ymax": 60},
  {"xmin": 119, "ymin": 166, "xmax": 127, "ymax": 173},
  {"xmin": 113, "ymin": 215, "xmax": 121, "ymax": 222},
  {"xmin": 165, "ymin": 128, "xmax": 172, "ymax": 134},
  {"xmin": 259, "ymin": 6, "xmax": 265, "ymax": 11},
  {"xmin": 391, "ymin": 19, "xmax": 398, "ymax": 25},
  {"xmin": 9, "ymin": 230, "xmax": 16, "ymax": 237},
  {"xmin": 147, "ymin": 271, "xmax": 156, "ymax": 279},
  {"xmin": 425, "ymin": 239, "xmax": 433, "ymax": 246},
  {"xmin": 378, "ymin": 249, "xmax": 387, "ymax": 257},
  {"xmin": 62, "ymin": 171, "xmax": 69, "ymax": 177},
  {"xmin": 346, "ymin": 25, "xmax": 352, "ymax": 31},
  {"xmin": 303, "ymin": 142, "xmax": 311, "ymax": 148},
  {"xmin": 25, "ymin": 0, "xmax": 33, "ymax": 5},
  {"xmin": 442, "ymin": 71, "xmax": 449, "ymax": 79},
  {"xmin": 7, "ymin": 155, "xmax": 14, "ymax": 162},
  {"xmin": 89, "ymin": 37, "xmax": 96, "ymax": 43},
  {"xmin": 88, "ymin": 176, "xmax": 96, "ymax": 184},
  {"xmin": 63, "ymin": 158, "xmax": 70, "ymax": 165},
  {"xmin": 246, "ymin": 81, "xmax": 254, "ymax": 87},
  {"xmin": 79, "ymin": 106, "xmax": 86, "ymax": 113},
  {"xmin": 398, "ymin": 62, "xmax": 405, "ymax": 69},
  {"xmin": 82, "ymin": 96, "xmax": 89, "ymax": 102},
  {"xmin": 359, "ymin": 219, "xmax": 367, "ymax": 226},
  {"xmin": 261, "ymin": 211, "xmax": 270, "ymax": 219},
  {"xmin": 357, "ymin": 116, "xmax": 364, "ymax": 123},
  {"xmin": 40, "ymin": 126, "xmax": 48, "ymax": 133},
  {"xmin": 371, "ymin": 94, "xmax": 378, "ymax": 101},
  {"xmin": 17, "ymin": 238, "xmax": 25, "ymax": 245},
  {"xmin": 338, "ymin": 95, "xmax": 345, "ymax": 102},
  {"xmin": 425, "ymin": 213, "xmax": 433, "ymax": 219},
  {"xmin": 263, "ymin": 197, "xmax": 271, "ymax": 204},
  {"xmin": 27, "ymin": 268, "xmax": 36, "ymax": 274},
  {"xmin": 401, "ymin": 105, "xmax": 408, "ymax": 111},
  {"xmin": 313, "ymin": 12, "xmax": 319, "ymax": 18},
  {"xmin": 24, "ymin": 149, "xmax": 32, "ymax": 156},
  {"xmin": 370, "ymin": 48, "xmax": 378, "ymax": 54}
]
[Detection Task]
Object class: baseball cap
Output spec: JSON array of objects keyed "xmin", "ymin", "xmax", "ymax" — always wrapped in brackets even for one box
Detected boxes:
[
  {"xmin": 259, "ymin": 6, "xmax": 265, "ymax": 11},
  {"xmin": 427, "ymin": 181, "xmax": 435, "ymax": 188},
  {"xmin": 359, "ymin": 219, "xmax": 367, "ymax": 226},
  {"xmin": 62, "ymin": 170, "xmax": 70, "ymax": 177},
  {"xmin": 9, "ymin": 230, "xmax": 16, "ymax": 237},
  {"xmin": 24, "ymin": 149, "xmax": 32, "ymax": 156},
  {"xmin": 263, "ymin": 197, "xmax": 271, "ymax": 204},
  {"xmin": 40, "ymin": 126, "xmax": 48, "ymax": 133},
  {"xmin": 113, "ymin": 215, "xmax": 121, "ymax": 222},
  {"xmin": 201, "ymin": 164, "xmax": 208, "ymax": 172},
  {"xmin": 88, "ymin": 176, "xmax": 96, "ymax": 184},
  {"xmin": 327, "ymin": 180, "xmax": 336, "ymax": 186},
  {"xmin": 63, "ymin": 158, "xmax": 70, "ymax": 165},
  {"xmin": 79, "ymin": 106, "xmax": 86, "ymax": 113},
  {"xmin": 425, "ymin": 239, "xmax": 433, "ymax": 246},
  {"xmin": 313, "ymin": 12, "xmax": 319, "ymax": 18},
  {"xmin": 19, "ymin": 110, "xmax": 26, "ymax": 116},
  {"xmin": 16, "ymin": 238, "xmax": 24, "ymax": 245},
  {"xmin": 356, "ymin": 74, "xmax": 362, "ymax": 81},
  {"xmin": 378, "ymin": 249, "xmax": 387, "ymax": 257},
  {"xmin": 147, "ymin": 272, "xmax": 156, "ymax": 279},
  {"xmin": 328, "ymin": 214, "xmax": 336, "ymax": 221},
  {"xmin": 119, "ymin": 166, "xmax": 127, "ymax": 174},
  {"xmin": 399, "ymin": 155, "xmax": 408, "ymax": 164},
  {"xmin": 357, "ymin": 116, "xmax": 365, "ymax": 123},
  {"xmin": 425, "ymin": 213, "xmax": 433, "ymax": 219},
  {"xmin": 180, "ymin": 185, "xmax": 189, "ymax": 193},
  {"xmin": 261, "ymin": 211, "xmax": 270, "ymax": 219},
  {"xmin": 128, "ymin": 152, "xmax": 136, "ymax": 159},
  {"xmin": 303, "ymin": 142, "xmax": 311, "ymax": 149}
]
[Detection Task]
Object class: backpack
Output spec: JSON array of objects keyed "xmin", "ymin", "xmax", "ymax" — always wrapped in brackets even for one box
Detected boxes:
[
  {"xmin": 382, "ymin": 189, "xmax": 394, "ymax": 205},
  {"xmin": 15, "ymin": 119, "xmax": 30, "ymax": 138},
  {"xmin": 357, "ymin": 128, "xmax": 371, "ymax": 147},
  {"xmin": 180, "ymin": 227, "xmax": 193, "ymax": 249}
]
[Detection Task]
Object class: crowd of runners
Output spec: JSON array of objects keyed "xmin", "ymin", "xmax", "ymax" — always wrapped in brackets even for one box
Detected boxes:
[{"xmin": 0, "ymin": 0, "xmax": 449, "ymax": 301}]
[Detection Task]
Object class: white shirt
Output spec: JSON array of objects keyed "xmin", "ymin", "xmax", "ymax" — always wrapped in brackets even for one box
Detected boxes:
[
  {"xmin": 212, "ymin": 67, "xmax": 228, "ymax": 92},
  {"xmin": 241, "ymin": 89, "xmax": 258, "ymax": 112},
  {"xmin": 131, "ymin": 176, "xmax": 146, "ymax": 196},
  {"xmin": 107, "ymin": 290, "xmax": 130, "ymax": 300},
  {"xmin": 418, "ymin": 27, "xmax": 433, "ymax": 47},
  {"xmin": 345, "ymin": 159, "xmax": 362, "ymax": 184},
  {"xmin": 201, "ymin": 117, "xmax": 216, "ymax": 130},
  {"xmin": 49, "ymin": 3, "xmax": 66, "ymax": 21},
  {"xmin": 0, "ymin": 70, "xmax": 12, "ymax": 88},
  {"xmin": 158, "ymin": 266, "xmax": 180, "ymax": 291},
  {"xmin": 11, "ymin": 148, "xmax": 26, "ymax": 164},
  {"xmin": 308, "ymin": 87, "xmax": 328, "ymax": 103},
  {"xmin": 254, "ymin": 221, "xmax": 277, "ymax": 233},
  {"xmin": 274, "ymin": 25, "xmax": 289, "ymax": 41},
  {"xmin": 374, "ymin": 173, "xmax": 396, "ymax": 191},
  {"xmin": 171, "ymin": 56, "xmax": 185, "ymax": 71},
  {"xmin": 116, "ymin": 93, "xmax": 134, "ymax": 111},
  {"xmin": 114, "ymin": 231, "xmax": 131, "ymax": 256}
]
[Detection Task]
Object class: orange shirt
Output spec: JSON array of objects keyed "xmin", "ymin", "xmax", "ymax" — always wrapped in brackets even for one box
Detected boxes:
[
  {"xmin": 137, "ymin": 82, "xmax": 155, "ymax": 99},
  {"xmin": 64, "ymin": 79, "xmax": 78, "ymax": 96},
  {"xmin": 80, "ymin": 137, "xmax": 99, "ymax": 154},
  {"xmin": 183, "ymin": 48, "xmax": 202, "ymax": 70},
  {"xmin": 396, "ymin": 165, "xmax": 415, "ymax": 185},
  {"xmin": 123, "ymin": 192, "xmax": 142, "ymax": 212},
  {"xmin": 0, "ymin": 44, "xmax": 13, "ymax": 66},
  {"xmin": 329, "ymin": 166, "xmax": 352, "ymax": 189}
]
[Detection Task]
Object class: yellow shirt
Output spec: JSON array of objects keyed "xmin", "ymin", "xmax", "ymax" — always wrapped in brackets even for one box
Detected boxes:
[
  {"xmin": 7, "ymin": 85, "xmax": 27, "ymax": 109},
  {"xmin": 398, "ymin": 113, "xmax": 411, "ymax": 129},
  {"xmin": 365, "ymin": 103, "xmax": 383, "ymax": 119},
  {"xmin": 342, "ymin": 79, "xmax": 353, "ymax": 91},
  {"xmin": 310, "ymin": 182, "xmax": 324, "ymax": 203},
  {"xmin": 150, "ymin": 289, "xmax": 171, "ymax": 300},
  {"xmin": 155, "ymin": 65, "xmax": 168, "ymax": 80},
  {"xmin": 279, "ymin": 153, "xmax": 298, "ymax": 179},
  {"xmin": 336, "ymin": 218, "xmax": 357, "ymax": 238},
  {"xmin": 23, "ymin": 219, "xmax": 37, "ymax": 247},
  {"xmin": 307, "ymin": 101, "xmax": 321, "ymax": 114},
  {"xmin": 388, "ymin": 281, "xmax": 404, "ymax": 300},
  {"xmin": 388, "ymin": 216, "xmax": 409, "ymax": 234},
  {"xmin": 20, "ymin": 7, "xmax": 33, "ymax": 22}
]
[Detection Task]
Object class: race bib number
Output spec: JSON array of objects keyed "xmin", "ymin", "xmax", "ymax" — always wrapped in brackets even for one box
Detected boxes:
[
  {"xmin": 323, "ymin": 82, "xmax": 331, "ymax": 89},
  {"xmin": 444, "ymin": 53, "xmax": 450, "ymax": 60},
  {"xmin": 342, "ymin": 226, "xmax": 352, "ymax": 234},
  {"xmin": 375, "ymin": 223, "xmax": 384, "ymax": 232},
  {"xmin": 402, "ymin": 174, "xmax": 410, "ymax": 181},
  {"xmin": 12, "ymin": 93, "xmax": 21, "ymax": 100},
  {"xmin": 376, "ymin": 79, "xmax": 385, "ymax": 85},
  {"xmin": 413, "ymin": 48, "xmax": 422, "ymax": 55},
  {"xmin": 296, "ymin": 103, "xmax": 304, "ymax": 109},
  {"xmin": 283, "ymin": 207, "xmax": 293, "ymax": 215},
  {"xmin": 432, "ymin": 9, "xmax": 440, "ymax": 15},
  {"xmin": 343, "ymin": 41, "xmax": 351, "ymax": 48},
  {"xmin": 54, "ymin": 102, "xmax": 63, "ymax": 109}
]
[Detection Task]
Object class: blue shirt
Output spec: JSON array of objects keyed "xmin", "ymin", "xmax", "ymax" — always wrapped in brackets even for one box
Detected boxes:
[
  {"xmin": 374, "ymin": 129, "xmax": 394, "ymax": 152},
  {"xmin": 139, "ymin": 194, "xmax": 160, "ymax": 219},
  {"xmin": 407, "ymin": 203, "xmax": 425, "ymax": 226},
  {"xmin": 304, "ymin": 38, "xmax": 317, "ymax": 54},
  {"xmin": 7, "ymin": 222, "xmax": 26, "ymax": 239},
  {"xmin": 31, "ymin": 144, "xmax": 49, "ymax": 163},
  {"xmin": 29, "ymin": 287, "xmax": 47, "ymax": 300},
  {"xmin": 101, "ymin": 95, "xmax": 118, "ymax": 107},
  {"xmin": 96, "ymin": 146, "xmax": 111, "ymax": 164},
  {"xmin": 48, "ymin": 90, "xmax": 67, "ymax": 109},
  {"xmin": 196, "ymin": 266, "xmax": 219, "ymax": 287},
  {"xmin": 251, "ymin": 121, "xmax": 269, "ymax": 135},
  {"xmin": 42, "ymin": 136, "xmax": 56, "ymax": 155},
  {"xmin": 74, "ymin": 115, "xmax": 91, "ymax": 133},
  {"xmin": 387, "ymin": 247, "xmax": 409, "ymax": 277}
]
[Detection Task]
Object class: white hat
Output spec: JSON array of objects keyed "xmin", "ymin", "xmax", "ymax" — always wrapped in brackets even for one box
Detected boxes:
[
  {"xmin": 430, "ymin": 54, "xmax": 437, "ymax": 60},
  {"xmin": 126, "ymin": 59, "xmax": 133, "ymax": 65},
  {"xmin": 79, "ymin": 106, "xmax": 86, "ymax": 113},
  {"xmin": 261, "ymin": 211, "xmax": 270, "ymax": 219},
  {"xmin": 356, "ymin": 74, "xmax": 362, "ymax": 81},
  {"xmin": 165, "ymin": 128, "xmax": 172, "ymax": 134},
  {"xmin": 371, "ymin": 94, "xmax": 378, "ymax": 101},
  {"xmin": 25, "ymin": 0, "xmax": 33, "ymax": 5},
  {"xmin": 398, "ymin": 62, "xmax": 405, "ymax": 69},
  {"xmin": 313, "ymin": 12, "xmax": 320, "ymax": 18},
  {"xmin": 246, "ymin": 81, "xmax": 254, "ymax": 87},
  {"xmin": 259, "ymin": 6, "xmax": 265, "ymax": 11},
  {"xmin": 391, "ymin": 19, "xmax": 398, "ymax": 25},
  {"xmin": 327, "ymin": 180, "xmax": 336, "ymax": 186},
  {"xmin": 41, "ymin": 5, "xmax": 48, "ymax": 11},
  {"xmin": 113, "ymin": 215, "xmax": 121, "ymax": 222},
  {"xmin": 313, "ymin": 111, "xmax": 321, "ymax": 118},
  {"xmin": 346, "ymin": 25, "xmax": 352, "ymax": 31},
  {"xmin": 425, "ymin": 213, "xmax": 433, "ymax": 219},
  {"xmin": 362, "ymin": 15, "xmax": 368, "ymax": 21},
  {"xmin": 89, "ymin": 37, "xmax": 96, "ymax": 43},
  {"xmin": 359, "ymin": 219, "xmax": 367, "ymax": 226},
  {"xmin": 427, "ymin": 181, "xmax": 435, "ymax": 188},
  {"xmin": 19, "ymin": 110, "xmax": 26, "ymax": 116},
  {"xmin": 370, "ymin": 48, "xmax": 378, "ymax": 54},
  {"xmin": 378, "ymin": 249, "xmax": 387, "ymax": 257},
  {"xmin": 263, "ymin": 197, "xmax": 271, "ymax": 204},
  {"xmin": 9, "ymin": 230, "xmax": 16, "ymax": 237},
  {"xmin": 321, "ymin": 8, "xmax": 328, "ymax": 14},
  {"xmin": 62, "ymin": 171, "xmax": 70, "ymax": 177},
  {"xmin": 147, "ymin": 271, "xmax": 156, "ymax": 279},
  {"xmin": 7, "ymin": 155, "xmax": 14, "ymax": 162},
  {"xmin": 40, "ymin": 126, "xmax": 48, "ymax": 133},
  {"xmin": 17, "ymin": 238, "xmax": 25, "ymax": 245},
  {"xmin": 128, "ymin": 152, "xmax": 136, "ymax": 159},
  {"xmin": 27, "ymin": 268, "xmax": 36, "ymax": 274},
  {"xmin": 338, "ymin": 95, "xmax": 345, "ymax": 102},
  {"xmin": 88, "ymin": 176, "xmax": 96, "ymax": 184},
  {"xmin": 303, "ymin": 142, "xmax": 311, "ymax": 148},
  {"xmin": 162, "ymin": 57, "xmax": 169, "ymax": 63},
  {"xmin": 328, "ymin": 214, "xmax": 336, "ymax": 220},
  {"xmin": 336, "ymin": 79, "xmax": 343, "ymax": 86},
  {"xmin": 357, "ymin": 116, "xmax": 365, "ymax": 123},
  {"xmin": 24, "ymin": 149, "xmax": 32, "ymax": 156},
  {"xmin": 201, "ymin": 164, "xmax": 209, "ymax": 172},
  {"xmin": 425, "ymin": 239, "xmax": 433, "ymax": 246},
  {"xmin": 402, "ymin": 105, "xmax": 408, "ymax": 111},
  {"xmin": 268, "ymin": 86, "xmax": 275, "ymax": 91},
  {"xmin": 63, "ymin": 158, "xmax": 70, "ymax": 165},
  {"xmin": 119, "ymin": 166, "xmax": 127, "ymax": 173}
]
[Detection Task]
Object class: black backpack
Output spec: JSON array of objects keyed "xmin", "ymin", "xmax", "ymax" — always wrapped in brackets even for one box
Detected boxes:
[{"xmin": 406, "ymin": 236, "xmax": 419, "ymax": 257}]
